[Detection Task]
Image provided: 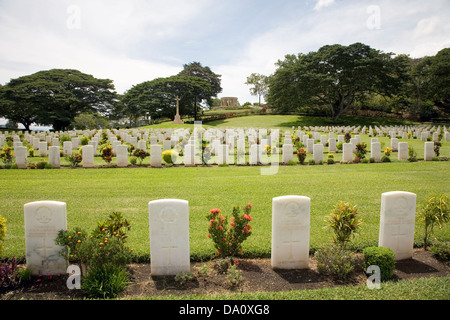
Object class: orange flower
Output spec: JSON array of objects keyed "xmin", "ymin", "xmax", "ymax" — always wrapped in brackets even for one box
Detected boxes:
[{"xmin": 243, "ymin": 214, "xmax": 253, "ymax": 221}]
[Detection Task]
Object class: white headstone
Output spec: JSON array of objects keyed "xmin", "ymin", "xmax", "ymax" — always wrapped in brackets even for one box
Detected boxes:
[
  {"xmin": 48, "ymin": 146, "xmax": 60, "ymax": 168},
  {"xmin": 342, "ymin": 143, "xmax": 353, "ymax": 162},
  {"xmin": 313, "ymin": 144, "xmax": 323, "ymax": 163},
  {"xmin": 63, "ymin": 141, "xmax": 72, "ymax": 156},
  {"xmin": 184, "ymin": 143, "xmax": 194, "ymax": 166},
  {"xmin": 15, "ymin": 146, "xmax": 28, "ymax": 169},
  {"xmin": 282, "ymin": 144, "xmax": 293, "ymax": 163},
  {"xmin": 24, "ymin": 201, "xmax": 68, "ymax": 275},
  {"xmin": 116, "ymin": 144, "xmax": 128, "ymax": 167},
  {"xmin": 249, "ymin": 144, "xmax": 259, "ymax": 165},
  {"xmin": 371, "ymin": 142, "xmax": 381, "ymax": 162},
  {"xmin": 328, "ymin": 138, "xmax": 336, "ymax": 153},
  {"xmin": 424, "ymin": 141, "xmax": 434, "ymax": 161},
  {"xmin": 398, "ymin": 142, "xmax": 408, "ymax": 161},
  {"xmin": 39, "ymin": 141, "xmax": 48, "ymax": 157},
  {"xmin": 150, "ymin": 144, "xmax": 162, "ymax": 168},
  {"xmin": 82, "ymin": 145, "xmax": 94, "ymax": 168},
  {"xmin": 379, "ymin": 191, "xmax": 416, "ymax": 260},
  {"xmin": 271, "ymin": 195, "xmax": 310, "ymax": 269},
  {"xmin": 148, "ymin": 199, "xmax": 190, "ymax": 276}
]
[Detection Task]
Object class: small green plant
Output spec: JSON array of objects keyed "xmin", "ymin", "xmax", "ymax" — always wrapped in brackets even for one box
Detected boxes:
[
  {"xmin": 362, "ymin": 246, "xmax": 395, "ymax": 281},
  {"xmin": 92, "ymin": 211, "xmax": 131, "ymax": 242},
  {"xmin": 226, "ymin": 264, "xmax": 243, "ymax": 288},
  {"xmin": 36, "ymin": 161, "xmax": 48, "ymax": 169},
  {"xmin": 207, "ymin": 203, "xmax": 253, "ymax": 257},
  {"xmin": 129, "ymin": 156, "xmax": 137, "ymax": 165},
  {"xmin": 419, "ymin": 194, "xmax": 450, "ymax": 249},
  {"xmin": 132, "ymin": 148, "xmax": 149, "ymax": 165},
  {"xmin": 325, "ymin": 201, "xmax": 363, "ymax": 248},
  {"xmin": 175, "ymin": 271, "xmax": 196, "ymax": 286},
  {"xmin": 408, "ymin": 146, "xmax": 418, "ymax": 162},
  {"xmin": 162, "ymin": 149, "xmax": 178, "ymax": 164},
  {"xmin": 80, "ymin": 136, "xmax": 90, "ymax": 146},
  {"xmin": 0, "ymin": 146, "xmax": 13, "ymax": 164},
  {"xmin": 429, "ymin": 241, "xmax": 450, "ymax": 265},
  {"xmin": 81, "ymin": 264, "xmax": 129, "ymax": 299},
  {"xmin": 100, "ymin": 145, "xmax": 113, "ymax": 163},
  {"xmin": 66, "ymin": 152, "xmax": 82, "ymax": 167},
  {"xmin": 314, "ymin": 243, "xmax": 356, "ymax": 281},
  {"xmin": 434, "ymin": 142, "xmax": 442, "ymax": 157},
  {"xmin": 355, "ymin": 142, "xmax": 368, "ymax": 160}
]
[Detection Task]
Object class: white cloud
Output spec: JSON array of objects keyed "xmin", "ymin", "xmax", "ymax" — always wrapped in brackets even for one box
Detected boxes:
[
  {"xmin": 314, "ymin": 0, "xmax": 335, "ymax": 11},
  {"xmin": 1, "ymin": 0, "xmax": 449, "ymax": 106}
]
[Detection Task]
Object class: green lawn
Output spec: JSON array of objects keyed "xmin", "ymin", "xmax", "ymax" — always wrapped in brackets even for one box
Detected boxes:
[{"xmin": 1, "ymin": 161, "xmax": 449, "ymax": 261}]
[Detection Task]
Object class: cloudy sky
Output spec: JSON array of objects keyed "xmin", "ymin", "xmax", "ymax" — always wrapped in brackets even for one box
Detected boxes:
[{"xmin": 1, "ymin": 0, "xmax": 449, "ymax": 105}]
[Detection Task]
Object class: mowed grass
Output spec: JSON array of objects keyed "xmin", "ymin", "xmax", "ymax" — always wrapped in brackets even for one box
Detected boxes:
[{"xmin": 1, "ymin": 161, "xmax": 449, "ymax": 261}]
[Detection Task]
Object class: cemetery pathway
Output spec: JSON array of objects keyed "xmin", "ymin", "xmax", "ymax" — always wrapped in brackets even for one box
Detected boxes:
[{"xmin": 1, "ymin": 249, "xmax": 448, "ymax": 300}]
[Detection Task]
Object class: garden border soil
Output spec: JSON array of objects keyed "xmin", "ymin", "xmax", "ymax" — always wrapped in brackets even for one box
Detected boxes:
[{"xmin": 1, "ymin": 248, "xmax": 448, "ymax": 300}]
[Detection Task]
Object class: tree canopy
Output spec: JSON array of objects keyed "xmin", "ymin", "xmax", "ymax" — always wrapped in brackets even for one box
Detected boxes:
[
  {"xmin": 0, "ymin": 69, "xmax": 117, "ymax": 131},
  {"xmin": 267, "ymin": 43, "xmax": 410, "ymax": 121},
  {"xmin": 117, "ymin": 75, "xmax": 212, "ymax": 126}
]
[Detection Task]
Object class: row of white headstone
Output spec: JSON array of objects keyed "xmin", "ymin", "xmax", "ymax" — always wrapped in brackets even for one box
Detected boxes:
[
  {"xmin": 24, "ymin": 191, "xmax": 416, "ymax": 276},
  {"xmin": 10, "ymin": 137, "xmax": 442, "ymax": 169}
]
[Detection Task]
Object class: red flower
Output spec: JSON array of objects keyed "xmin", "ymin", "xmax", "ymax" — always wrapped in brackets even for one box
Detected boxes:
[
  {"xmin": 209, "ymin": 208, "xmax": 221, "ymax": 214},
  {"xmin": 247, "ymin": 202, "xmax": 253, "ymax": 207},
  {"xmin": 243, "ymin": 214, "xmax": 253, "ymax": 221}
]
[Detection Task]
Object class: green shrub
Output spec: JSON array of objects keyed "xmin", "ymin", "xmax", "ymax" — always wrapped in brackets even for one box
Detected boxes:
[
  {"xmin": 362, "ymin": 246, "xmax": 395, "ymax": 281},
  {"xmin": 36, "ymin": 161, "xmax": 48, "ymax": 169},
  {"xmin": 207, "ymin": 203, "xmax": 253, "ymax": 257},
  {"xmin": 429, "ymin": 242, "xmax": 450, "ymax": 264},
  {"xmin": 81, "ymin": 265, "xmax": 129, "ymax": 299},
  {"xmin": 129, "ymin": 156, "xmax": 137, "ymax": 165},
  {"xmin": 175, "ymin": 271, "xmax": 196, "ymax": 286},
  {"xmin": 419, "ymin": 194, "xmax": 450, "ymax": 249},
  {"xmin": 162, "ymin": 149, "xmax": 178, "ymax": 164},
  {"xmin": 314, "ymin": 243, "xmax": 356, "ymax": 280},
  {"xmin": 325, "ymin": 201, "xmax": 363, "ymax": 248}
]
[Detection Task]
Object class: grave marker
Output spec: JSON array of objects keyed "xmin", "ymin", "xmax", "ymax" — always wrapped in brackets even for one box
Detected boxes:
[
  {"xmin": 24, "ymin": 201, "xmax": 68, "ymax": 275},
  {"xmin": 271, "ymin": 196, "xmax": 310, "ymax": 269},
  {"xmin": 379, "ymin": 191, "xmax": 416, "ymax": 260},
  {"xmin": 148, "ymin": 199, "xmax": 190, "ymax": 275}
]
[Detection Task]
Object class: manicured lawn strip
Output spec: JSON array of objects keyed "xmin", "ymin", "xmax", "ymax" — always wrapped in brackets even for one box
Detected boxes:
[
  {"xmin": 130, "ymin": 276, "xmax": 450, "ymax": 300},
  {"xmin": 1, "ymin": 162, "xmax": 449, "ymax": 261}
]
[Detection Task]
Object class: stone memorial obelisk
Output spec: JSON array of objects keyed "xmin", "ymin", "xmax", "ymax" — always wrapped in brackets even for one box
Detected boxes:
[{"xmin": 172, "ymin": 96, "xmax": 184, "ymax": 124}]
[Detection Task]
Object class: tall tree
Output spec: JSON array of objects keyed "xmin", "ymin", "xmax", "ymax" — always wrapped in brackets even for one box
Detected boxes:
[
  {"xmin": 245, "ymin": 73, "xmax": 269, "ymax": 104},
  {"xmin": 424, "ymin": 48, "xmax": 450, "ymax": 113},
  {"xmin": 0, "ymin": 69, "xmax": 117, "ymax": 131},
  {"xmin": 178, "ymin": 62, "xmax": 222, "ymax": 118},
  {"xmin": 267, "ymin": 43, "xmax": 409, "ymax": 121},
  {"xmin": 119, "ymin": 75, "xmax": 212, "ymax": 124}
]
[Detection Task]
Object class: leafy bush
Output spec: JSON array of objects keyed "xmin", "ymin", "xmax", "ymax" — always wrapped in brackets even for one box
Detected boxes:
[
  {"xmin": 81, "ymin": 265, "xmax": 129, "ymax": 299},
  {"xmin": 0, "ymin": 146, "xmax": 13, "ymax": 164},
  {"xmin": 207, "ymin": 203, "xmax": 253, "ymax": 257},
  {"xmin": 66, "ymin": 152, "xmax": 82, "ymax": 167},
  {"xmin": 314, "ymin": 243, "xmax": 356, "ymax": 280},
  {"xmin": 408, "ymin": 146, "xmax": 418, "ymax": 162},
  {"xmin": 325, "ymin": 201, "xmax": 363, "ymax": 248},
  {"xmin": 162, "ymin": 149, "xmax": 178, "ymax": 164},
  {"xmin": 100, "ymin": 145, "xmax": 113, "ymax": 163},
  {"xmin": 362, "ymin": 246, "xmax": 395, "ymax": 281},
  {"xmin": 36, "ymin": 161, "xmax": 48, "ymax": 169},
  {"xmin": 0, "ymin": 256, "xmax": 22, "ymax": 291},
  {"xmin": 355, "ymin": 142, "xmax": 368, "ymax": 159},
  {"xmin": 429, "ymin": 241, "xmax": 450, "ymax": 264},
  {"xmin": 419, "ymin": 194, "xmax": 450, "ymax": 249},
  {"xmin": 132, "ymin": 148, "xmax": 149, "ymax": 165},
  {"xmin": 296, "ymin": 148, "xmax": 307, "ymax": 164}
]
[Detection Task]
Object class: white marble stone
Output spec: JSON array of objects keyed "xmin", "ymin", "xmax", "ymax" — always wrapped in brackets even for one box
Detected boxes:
[
  {"xmin": 148, "ymin": 199, "xmax": 190, "ymax": 276},
  {"xmin": 24, "ymin": 201, "xmax": 68, "ymax": 275},
  {"xmin": 271, "ymin": 195, "xmax": 310, "ymax": 269},
  {"xmin": 379, "ymin": 191, "xmax": 416, "ymax": 261}
]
